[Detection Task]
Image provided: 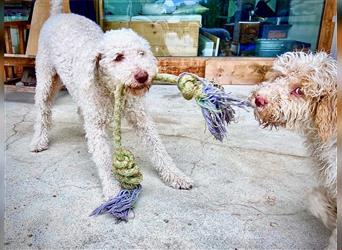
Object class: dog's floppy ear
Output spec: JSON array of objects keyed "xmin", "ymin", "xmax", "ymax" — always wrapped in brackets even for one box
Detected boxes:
[
  {"xmin": 301, "ymin": 53, "xmax": 336, "ymax": 98},
  {"xmin": 94, "ymin": 53, "xmax": 102, "ymax": 71},
  {"xmin": 314, "ymin": 93, "xmax": 336, "ymax": 142}
]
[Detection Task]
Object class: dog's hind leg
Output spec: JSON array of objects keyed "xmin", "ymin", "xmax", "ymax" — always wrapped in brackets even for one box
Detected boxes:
[
  {"xmin": 308, "ymin": 187, "xmax": 336, "ymax": 230},
  {"xmin": 124, "ymin": 96, "xmax": 193, "ymax": 190},
  {"xmin": 77, "ymin": 107, "xmax": 84, "ymax": 124},
  {"xmin": 326, "ymin": 228, "xmax": 337, "ymax": 250},
  {"xmin": 76, "ymin": 107, "xmax": 86, "ymax": 136},
  {"xmin": 30, "ymin": 55, "xmax": 60, "ymax": 152},
  {"xmin": 308, "ymin": 187, "xmax": 336, "ymax": 249}
]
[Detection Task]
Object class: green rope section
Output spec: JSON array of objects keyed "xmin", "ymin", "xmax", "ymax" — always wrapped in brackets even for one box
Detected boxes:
[
  {"xmin": 112, "ymin": 84, "xmax": 143, "ymax": 190},
  {"xmin": 153, "ymin": 73, "xmax": 178, "ymax": 84},
  {"xmin": 110, "ymin": 73, "xmax": 202, "ymax": 190},
  {"xmin": 110, "ymin": 74, "xmax": 201, "ymax": 190},
  {"xmin": 154, "ymin": 73, "xmax": 203, "ymax": 100}
]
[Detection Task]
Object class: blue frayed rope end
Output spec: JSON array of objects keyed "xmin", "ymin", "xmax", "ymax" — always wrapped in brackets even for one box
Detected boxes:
[
  {"xmin": 197, "ymin": 80, "xmax": 251, "ymax": 141},
  {"xmin": 90, "ymin": 184, "xmax": 142, "ymax": 221},
  {"xmin": 176, "ymin": 72, "xmax": 250, "ymax": 141}
]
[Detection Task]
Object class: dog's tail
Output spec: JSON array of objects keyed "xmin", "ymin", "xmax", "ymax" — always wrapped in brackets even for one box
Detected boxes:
[{"xmin": 50, "ymin": 0, "xmax": 63, "ymax": 16}]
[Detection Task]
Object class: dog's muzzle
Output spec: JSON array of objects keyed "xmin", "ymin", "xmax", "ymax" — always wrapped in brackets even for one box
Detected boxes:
[{"xmin": 127, "ymin": 83, "xmax": 151, "ymax": 96}]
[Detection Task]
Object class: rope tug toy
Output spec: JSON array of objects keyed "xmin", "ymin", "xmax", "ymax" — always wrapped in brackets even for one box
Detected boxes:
[
  {"xmin": 155, "ymin": 73, "xmax": 251, "ymax": 141},
  {"xmin": 90, "ymin": 73, "xmax": 250, "ymax": 221}
]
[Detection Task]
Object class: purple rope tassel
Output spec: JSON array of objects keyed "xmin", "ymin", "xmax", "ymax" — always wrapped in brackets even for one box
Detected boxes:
[
  {"xmin": 90, "ymin": 185, "xmax": 142, "ymax": 221},
  {"xmin": 198, "ymin": 82, "xmax": 251, "ymax": 141}
]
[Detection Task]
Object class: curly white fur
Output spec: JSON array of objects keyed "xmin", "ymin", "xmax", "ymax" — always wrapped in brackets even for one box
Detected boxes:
[
  {"xmin": 31, "ymin": 0, "xmax": 193, "ymax": 200},
  {"xmin": 250, "ymin": 52, "xmax": 337, "ymax": 249}
]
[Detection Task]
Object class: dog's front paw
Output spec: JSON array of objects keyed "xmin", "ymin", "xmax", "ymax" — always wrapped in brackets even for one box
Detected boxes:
[
  {"xmin": 102, "ymin": 182, "xmax": 121, "ymax": 200},
  {"xmin": 326, "ymin": 228, "xmax": 337, "ymax": 250},
  {"xmin": 160, "ymin": 169, "xmax": 193, "ymax": 190},
  {"xmin": 30, "ymin": 137, "xmax": 49, "ymax": 152}
]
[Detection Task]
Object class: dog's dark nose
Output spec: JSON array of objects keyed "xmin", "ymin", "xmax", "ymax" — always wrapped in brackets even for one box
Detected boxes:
[
  {"xmin": 255, "ymin": 95, "xmax": 268, "ymax": 107},
  {"xmin": 134, "ymin": 71, "xmax": 149, "ymax": 84}
]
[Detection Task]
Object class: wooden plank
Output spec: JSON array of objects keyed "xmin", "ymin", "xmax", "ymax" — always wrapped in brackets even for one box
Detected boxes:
[
  {"xmin": 205, "ymin": 58, "xmax": 274, "ymax": 85},
  {"xmin": 17, "ymin": 26, "xmax": 26, "ymax": 75},
  {"xmin": 26, "ymin": 0, "xmax": 70, "ymax": 56},
  {"xmin": 4, "ymin": 54, "xmax": 35, "ymax": 58},
  {"xmin": 4, "ymin": 27, "xmax": 14, "ymax": 79},
  {"xmin": 4, "ymin": 54, "xmax": 36, "ymax": 66},
  {"xmin": 157, "ymin": 57, "xmax": 207, "ymax": 77},
  {"xmin": 318, "ymin": 0, "xmax": 336, "ymax": 52},
  {"xmin": 4, "ymin": 55, "xmax": 207, "ymax": 77},
  {"xmin": 103, "ymin": 21, "xmax": 129, "ymax": 30},
  {"xmin": 4, "ymin": 27, "xmax": 13, "ymax": 54},
  {"xmin": 4, "ymin": 20, "xmax": 30, "ymax": 28},
  {"xmin": 4, "ymin": 55, "xmax": 276, "ymax": 85},
  {"xmin": 4, "ymin": 67, "xmax": 14, "ymax": 80},
  {"xmin": 18, "ymin": 26, "xmax": 26, "ymax": 54}
]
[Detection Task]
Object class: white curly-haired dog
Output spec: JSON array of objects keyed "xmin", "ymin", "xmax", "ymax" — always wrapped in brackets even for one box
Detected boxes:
[
  {"xmin": 30, "ymin": 1, "xmax": 193, "ymax": 199},
  {"xmin": 250, "ymin": 52, "xmax": 337, "ymax": 249}
]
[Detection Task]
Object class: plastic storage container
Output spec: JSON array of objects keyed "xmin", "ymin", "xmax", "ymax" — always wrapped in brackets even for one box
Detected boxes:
[{"xmin": 255, "ymin": 39, "xmax": 311, "ymax": 57}]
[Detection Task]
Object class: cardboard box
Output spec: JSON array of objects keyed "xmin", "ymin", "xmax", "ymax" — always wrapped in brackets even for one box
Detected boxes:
[{"xmin": 103, "ymin": 15, "xmax": 201, "ymax": 56}]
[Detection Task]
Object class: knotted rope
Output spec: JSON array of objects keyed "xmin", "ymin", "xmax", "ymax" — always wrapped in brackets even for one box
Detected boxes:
[{"xmin": 90, "ymin": 84, "xmax": 143, "ymax": 221}]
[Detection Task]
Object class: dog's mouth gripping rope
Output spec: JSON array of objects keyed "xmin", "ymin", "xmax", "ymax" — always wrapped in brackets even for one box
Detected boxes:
[{"xmin": 90, "ymin": 73, "xmax": 250, "ymax": 221}]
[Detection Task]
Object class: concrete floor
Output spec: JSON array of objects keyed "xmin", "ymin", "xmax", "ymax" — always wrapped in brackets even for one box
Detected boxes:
[{"xmin": 5, "ymin": 85, "xmax": 329, "ymax": 249}]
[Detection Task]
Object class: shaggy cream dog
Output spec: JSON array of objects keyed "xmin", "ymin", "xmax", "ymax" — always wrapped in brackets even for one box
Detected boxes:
[
  {"xmin": 30, "ymin": 1, "xmax": 193, "ymax": 199},
  {"xmin": 250, "ymin": 52, "xmax": 337, "ymax": 249}
]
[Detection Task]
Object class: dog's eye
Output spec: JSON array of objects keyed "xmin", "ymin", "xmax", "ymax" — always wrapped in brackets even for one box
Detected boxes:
[
  {"xmin": 114, "ymin": 53, "xmax": 124, "ymax": 62},
  {"xmin": 138, "ymin": 51, "xmax": 144, "ymax": 56},
  {"xmin": 291, "ymin": 87, "xmax": 303, "ymax": 96}
]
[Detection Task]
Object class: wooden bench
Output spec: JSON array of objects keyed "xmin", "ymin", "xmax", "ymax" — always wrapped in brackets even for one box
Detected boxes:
[
  {"xmin": 4, "ymin": 0, "xmax": 70, "ymax": 93},
  {"xmin": 4, "ymin": 20, "xmax": 31, "ymax": 86}
]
